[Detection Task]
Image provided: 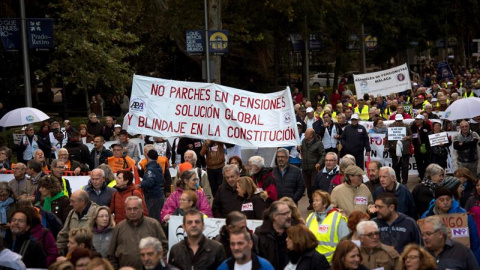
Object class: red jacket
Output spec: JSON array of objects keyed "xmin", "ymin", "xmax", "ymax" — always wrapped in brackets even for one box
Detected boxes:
[{"xmin": 109, "ymin": 184, "xmax": 148, "ymax": 224}]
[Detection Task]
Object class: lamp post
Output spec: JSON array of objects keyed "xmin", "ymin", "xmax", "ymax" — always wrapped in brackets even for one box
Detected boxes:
[
  {"xmin": 20, "ymin": 0, "xmax": 32, "ymax": 107},
  {"xmin": 204, "ymin": 0, "xmax": 211, "ymax": 83}
]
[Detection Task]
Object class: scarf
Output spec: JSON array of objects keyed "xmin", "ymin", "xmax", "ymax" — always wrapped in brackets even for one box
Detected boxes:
[
  {"xmin": 372, "ymin": 126, "xmax": 387, "ymax": 134},
  {"xmin": 43, "ymin": 191, "xmax": 65, "ymax": 211},
  {"xmin": 422, "ymin": 177, "xmax": 440, "ymax": 197},
  {"xmin": 0, "ymin": 197, "xmax": 14, "ymax": 224}
]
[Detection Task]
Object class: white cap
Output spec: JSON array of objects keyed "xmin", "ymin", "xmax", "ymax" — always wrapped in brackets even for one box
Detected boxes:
[
  {"xmin": 395, "ymin": 114, "xmax": 404, "ymax": 121},
  {"xmin": 415, "ymin": 114, "xmax": 425, "ymax": 120},
  {"xmin": 114, "ymin": 124, "xmax": 122, "ymax": 128},
  {"xmin": 351, "ymin": 114, "xmax": 360, "ymax": 120},
  {"xmin": 413, "ymin": 82, "xmax": 418, "ymax": 86},
  {"xmin": 306, "ymin": 107, "xmax": 314, "ymax": 113},
  {"xmin": 447, "ymin": 82, "xmax": 453, "ymax": 85}
]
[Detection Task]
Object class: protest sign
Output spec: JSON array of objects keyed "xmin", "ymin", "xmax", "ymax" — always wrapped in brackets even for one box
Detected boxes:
[
  {"xmin": 417, "ymin": 213, "xmax": 469, "ymax": 247},
  {"xmin": 125, "ymin": 75, "xmax": 300, "ymax": 148},
  {"xmin": 428, "ymin": 132, "xmax": 449, "ymax": 147},
  {"xmin": 387, "ymin": 127, "xmax": 406, "ymax": 140},
  {"xmin": 354, "ymin": 64, "xmax": 411, "ymax": 97},
  {"xmin": 167, "ymin": 215, "xmax": 263, "ymax": 250}
]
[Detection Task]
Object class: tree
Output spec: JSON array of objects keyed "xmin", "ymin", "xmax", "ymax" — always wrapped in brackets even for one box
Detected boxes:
[{"xmin": 38, "ymin": 0, "xmax": 142, "ymax": 115}]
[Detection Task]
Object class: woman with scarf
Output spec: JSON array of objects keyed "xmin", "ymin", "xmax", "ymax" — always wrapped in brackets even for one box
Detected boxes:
[
  {"xmin": 39, "ymin": 174, "xmax": 72, "ymax": 224},
  {"xmin": 285, "ymin": 224, "xmax": 330, "ymax": 270},
  {"xmin": 305, "ymin": 190, "xmax": 349, "ymax": 263},
  {"xmin": 90, "ymin": 206, "xmax": 115, "ymax": 257},
  {"xmin": 109, "ymin": 170, "xmax": 147, "ymax": 224},
  {"xmin": 369, "ymin": 118, "xmax": 387, "ymax": 134},
  {"xmin": 17, "ymin": 125, "xmax": 48, "ymax": 164},
  {"xmin": 0, "ymin": 183, "xmax": 16, "ymax": 235},
  {"xmin": 411, "ymin": 163, "xmax": 445, "ymax": 219},
  {"xmin": 0, "ymin": 147, "xmax": 12, "ymax": 172},
  {"xmin": 455, "ymin": 167, "xmax": 476, "ymax": 208}
]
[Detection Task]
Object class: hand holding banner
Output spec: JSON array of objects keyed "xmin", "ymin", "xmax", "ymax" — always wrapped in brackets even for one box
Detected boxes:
[{"xmin": 428, "ymin": 132, "xmax": 449, "ymax": 147}]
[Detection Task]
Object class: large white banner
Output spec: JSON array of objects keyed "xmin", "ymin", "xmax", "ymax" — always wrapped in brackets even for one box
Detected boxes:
[
  {"xmin": 354, "ymin": 63, "xmax": 411, "ymax": 97},
  {"xmin": 125, "ymin": 75, "xmax": 300, "ymax": 148}
]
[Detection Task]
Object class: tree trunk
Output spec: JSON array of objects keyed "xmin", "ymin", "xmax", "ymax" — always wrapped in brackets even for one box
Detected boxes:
[{"xmin": 84, "ymin": 88, "xmax": 91, "ymax": 116}]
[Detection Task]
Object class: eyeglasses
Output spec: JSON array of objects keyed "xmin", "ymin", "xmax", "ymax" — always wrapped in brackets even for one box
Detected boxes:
[
  {"xmin": 361, "ymin": 231, "xmax": 379, "ymax": 238},
  {"xmin": 189, "ymin": 178, "xmax": 199, "ymax": 182},
  {"xmin": 421, "ymin": 229, "xmax": 439, "ymax": 237},
  {"xmin": 405, "ymin": 255, "xmax": 420, "ymax": 260}
]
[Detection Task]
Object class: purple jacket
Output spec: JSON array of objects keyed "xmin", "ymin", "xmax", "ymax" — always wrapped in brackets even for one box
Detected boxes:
[
  {"xmin": 30, "ymin": 224, "xmax": 58, "ymax": 267},
  {"xmin": 160, "ymin": 188, "xmax": 213, "ymax": 222}
]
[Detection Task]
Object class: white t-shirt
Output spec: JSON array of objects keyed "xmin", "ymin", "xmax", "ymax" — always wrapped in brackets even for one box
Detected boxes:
[{"xmin": 234, "ymin": 261, "xmax": 253, "ymax": 270}]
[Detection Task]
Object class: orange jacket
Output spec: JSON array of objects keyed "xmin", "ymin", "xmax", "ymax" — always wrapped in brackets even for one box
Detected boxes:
[{"xmin": 107, "ymin": 156, "xmax": 136, "ymax": 172}]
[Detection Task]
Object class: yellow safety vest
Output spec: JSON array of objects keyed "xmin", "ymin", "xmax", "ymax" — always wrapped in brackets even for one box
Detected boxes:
[
  {"xmin": 306, "ymin": 210, "xmax": 347, "ymax": 262},
  {"xmin": 354, "ymin": 106, "xmax": 369, "ymax": 120},
  {"xmin": 61, "ymin": 177, "xmax": 69, "ymax": 198},
  {"xmin": 463, "ymin": 91, "xmax": 475, "ymax": 98}
]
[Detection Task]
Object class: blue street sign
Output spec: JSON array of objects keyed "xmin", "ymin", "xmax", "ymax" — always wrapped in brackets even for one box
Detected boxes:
[{"xmin": 186, "ymin": 30, "xmax": 205, "ymax": 55}]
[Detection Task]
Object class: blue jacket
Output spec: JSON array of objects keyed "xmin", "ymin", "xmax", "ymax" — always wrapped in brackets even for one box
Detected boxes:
[
  {"xmin": 421, "ymin": 198, "xmax": 480, "ymax": 262},
  {"xmin": 141, "ymin": 161, "xmax": 164, "ymax": 199},
  {"xmin": 373, "ymin": 182, "xmax": 417, "ymax": 219},
  {"xmin": 217, "ymin": 253, "xmax": 274, "ymax": 270},
  {"xmin": 273, "ymin": 165, "xmax": 305, "ymax": 203}
]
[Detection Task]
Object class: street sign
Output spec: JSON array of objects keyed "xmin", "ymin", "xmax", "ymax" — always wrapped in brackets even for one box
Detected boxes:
[
  {"xmin": 0, "ymin": 18, "xmax": 53, "ymax": 51},
  {"xmin": 208, "ymin": 30, "xmax": 228, "ymax": 55},
  {"xmin": 186, "ymin": 30, "xmax": 204, "ymax": 55}
]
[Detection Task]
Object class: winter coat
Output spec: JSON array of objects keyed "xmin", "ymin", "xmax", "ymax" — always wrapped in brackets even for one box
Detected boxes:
[
  {"xmin": 239, "ymin": 193, "xmax": 267, "ymax": 220},
  {"xmin": 421, "ymin": 198, "xmax": 480, "ymax": 262},
  {"xmin": 86, "ymin": 121, "xmax": 103, "ymax": 137},
  {"xmin": 65, "ymin": 141, "xmax": 91, "ymax": 166},
  {"xmin": 286, "ymin": 248, "xmax": 330, "ymax": 270},
  {"xmin": 108, "ymin": 216, "xmax": 168, "ymax": 269},
  {"xmin": 360, "ymin": 243, "xmax": 401, "ymax": 270},
  {"xmin": 160, "ymin": 188, "xmax": 213, "ymax": 222},
  {"xmin": 410, "ymin": 122, "xmax": 431, "ymax": 151},
  {"xmin": 214, "ymin": 225, "xmax": 259, "ymax": 259},
  {"xmin": 212, "ymin": 183, "xmax": 242, "ymax": 218},
  {"xmin": 200, "ymin": 141, "xmax": 226, "ymax": 169},
  {"xmin": 4, "ymin": 230, "xmax": 47, "ymax": 269},
  {"xmin": 301, "ymin": 136, "xmax": 326, "ymax": 171},
  {"xmin": 40, "ymin": 195, "xmax": 72, "ymax": 224},
  {"xmin": 273, "ymin": 165, "xmax": 305, "ymax": 203},
  {"xmin": 330, "ymin": 182, "xmax": 373, "ymax": 216},
  {"xmin": 56, "ymin": 202, "xmax": 99, "ymax": 254},
  {"xmin": 411, "ymin": 182, "xmax": 436, "ymax": 220},
  {"xmin": 251, "ymin": 167, "xmax": 278, "ymax": 203},
  {"xmin": 83, "ymin": 182, "xmax": 116, "ymax": 207},
  {"xmin": 29, "ymin": 224, "xmax": 58, "ymax": 266},
  {"xmin": 340, "ymin": 124, "xmax": 371, "ymax": 154},
  {"xmin": 255, "ymin": 220, "xmax": 289, "ymax": 270},
  {"xmin": 109, "ymin": 184, "xmax": 147, "ymax": 224},
  {"xmin": 313, "ymin": 165, "xmax": 340, "ymax": 194},
  {"xmin": 386, "ymin": 121, "xmax": 412, "ymax": 154},
  {"xmin": 93, "ymin": 227, "xmax": 113, "ymax": 258},
  {"xmin": 168, "ymin": 235, "xmax": 226, "ymax": 270},
  {"xmin": 140, "ymin": 161, "xmax": 164, "ymax": 200},
  {"xmin": 453, "ymin": 131, "xmax": 480, "ymax": 163},
  {"xmin": 373, "ymin": 182, "xmax": 417, "ymax": 219}
]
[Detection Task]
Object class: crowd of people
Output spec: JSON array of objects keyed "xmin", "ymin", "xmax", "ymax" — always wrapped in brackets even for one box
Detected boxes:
[{"xmin": 0, "ymin": 68, "xmax": 480, "ymax": 270}]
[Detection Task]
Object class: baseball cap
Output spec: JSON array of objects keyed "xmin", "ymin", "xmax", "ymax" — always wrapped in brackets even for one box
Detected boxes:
[
  {"xmin": 415, "ymin": 115, "xmax": 425, "ymax": 120},
  {"xmin": 114, "ymin": 124, "xmax": 122, "ymax": 128},
  {"xmin": 351, "ymin": 114, "xmax": 359, "ymax": 120},
  {"xmin": 395, "ymin": 114, "xmax": 404, "ymax": 121},
  {"xmin": 306, "ymin": 107, "xmax": 314, "ymax": 113}
]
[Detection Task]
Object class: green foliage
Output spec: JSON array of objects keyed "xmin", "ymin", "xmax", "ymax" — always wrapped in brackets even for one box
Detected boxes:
[{"xmin": 39, "ymin": 0, "xmax": 142, "ymax": 94}]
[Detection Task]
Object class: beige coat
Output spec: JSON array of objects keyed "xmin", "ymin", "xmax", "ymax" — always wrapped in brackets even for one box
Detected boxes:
[
  {"xmin": 330, "ymin": 182, "xmax": 373, "ymax": 216},
  {"xmin": 361, "ymin": 243, "xmax": 402, "ymax": 270}
]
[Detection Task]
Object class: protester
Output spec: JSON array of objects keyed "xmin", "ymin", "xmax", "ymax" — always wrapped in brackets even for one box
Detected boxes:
[
  {"xmin": 248, "ymin": 155, "xmax": 278, "ymax": 204},
  {"xmin": 236, "ymin": 176, "xmax": 267, "ymax": 220},
  {"xmin": 212, "ymin": 164, "xmax": 242, "ymax": 218},
  {"xmin": 342, "ymin": 211, "xmax": 370, "ymax": 245},
  {"xmin": 331, "ymin": 240, "xmax": 369, "ymax": 270},
  {"xmin": 410, "ymin": 115, "xmax": 431, "ymax": 180},
  {"xmin": 313, "ymin": 152, "xmax": 341, "ymax": 194},
  {"xmin": 109, "ymin": 170, "xmax": 147, "ymax": 224},
  {"xmin": 400, "ymin": 244, "xmax": 436, "ymax": 270},
  {"xmin": 340, "ymin": 114, "xmax": 370, "ymax": 169},
  {"xmin": 214, "ymin": 211, "xmax": 259, "ymax": 258},
  {"xmin": 139, "ymin": 237, "xmax": 176, "ymax": 270},
  {"xmin": 38, "ymin": 174, "xmax": 72, "ymax": 223},
  {"xmin": 136, "ymin": 150, "xmax": 165, "ymax": 221},
  {"xmin": 90, "ymin": 206, "xmax": 115, "ymax": 258},
  {"xmin": 386, "ymin": 114, "xmax": 412, "ymax": 184},
  {"xmin": 455, "ymin": 167, "xmax": 476, "ymax": 208},
  {"xmin": 200, "ymin": 139, "xmax": 227, "ymax": 196},
  {"xmin": 284, "ymin": 224, "xmax": 330, "ymax": 269},
  {"xmin": 83, "ymin": 168, "xmax": 116, "ymax": 207},
  {"xmin": 453, "ymin": 120, "xmax": 480, "ymax": 178},
  {"xmin": 227, "ymin": 156, "xmax": 248, "ymax": 177},
  {"xmin": 273, "ymin": 148, "xmax": 304, "ymax": 204},
  {"xmin": 411, "ymin": 164, "xmax": 445, "ymax": 218},
  {"xmin": 300, "ymin": 128, "xmax": 325, "ymax": 209}
]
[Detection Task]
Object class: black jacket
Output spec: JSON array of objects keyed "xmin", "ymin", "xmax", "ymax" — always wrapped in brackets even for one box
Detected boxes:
[
  {"xmin": 214, "ymin": 225, "xmax": 259, "ymax": 258},
  {"xmin": 86, "ymin": 121, "xmax": 104, "ymax": 137},
  {"xmin": 175, "ymin": 138, "xmax": 205, "ymax": 167},
  {"xmin": 102, "ymin": 125, "xmax": 115, "ymax": 141},
  {"xmin": 340, "ymin": 124, "xmax": 371, "ymax": 154},
  {"xmin": 273, "ymin": 165, "xmax": 304, "ymax": 203},
  {"xmin": 290, "ymin": 248, "xmax": 330, "ymax": 270},
  {"xmin": 168, "ymin": 235, "xmax": 226, "ymax": 270},
  {"xmin": 255, "ymin": 220, "xmax": 289, "ymax": 270},
  {"xmin": 140, "ymin": 161, "xmax": 164, "ymax": 199},
  {"xmin": 65, "ymin": 141, "xmax": 91, "ymax": 166},
  {"xmin": 212, "ymin": 183, "xmax": 242, "ymax": 218},
  {"xmin": 239, "ymin": 193, "xmax": 267, "ymax": 220},
  {"xmin": 89, "ymin": 146, "xmax": 113, "ymax": 169},
  {"xmin": 4, "ymin": 230, "xmax": 46, "ymax": 268}
]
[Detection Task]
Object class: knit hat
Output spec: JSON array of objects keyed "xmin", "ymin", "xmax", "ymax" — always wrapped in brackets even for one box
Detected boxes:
[
  {"xmin": 434, "ymin": 187, "xmax": 453, "ymax": 199},
  {"xmin": 179, "ymin": 162, "xmax": 193, "ymax": 174},
  {"xmin": 147, "ymin": 149, "xmax": 158, "ymax": 160},
  {"xmin": 442, "ymin": 176, "xmax": 461, "ymax": 192}
]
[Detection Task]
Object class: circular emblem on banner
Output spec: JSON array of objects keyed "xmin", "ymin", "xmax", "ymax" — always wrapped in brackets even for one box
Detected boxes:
[
  {"xmin": 25, "ymin": 115, "xmax": 34, "ymax": 122},
  {"xmin": 397, "ymin": 73, "xmax": 405, "ymax": 81},
  {"xmin": 283, "ymin": 112, "xmax": 292, "ymax": 125},
  {"xmin": 130, "ymin": 98, "xmax": 146, "ymax": 113},
  {"xmin": 445, "ymin": 111, "xmax": 451, "ymax": 119}
]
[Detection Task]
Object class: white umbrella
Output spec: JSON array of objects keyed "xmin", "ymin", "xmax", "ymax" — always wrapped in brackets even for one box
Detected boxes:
[
  {"xmin": 441, "ymin": 98, "xmax": 480, "ymax": 121},
  {"xmin": 0, "ymin": 107, "xmax": 50, "ymax": 127}
]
